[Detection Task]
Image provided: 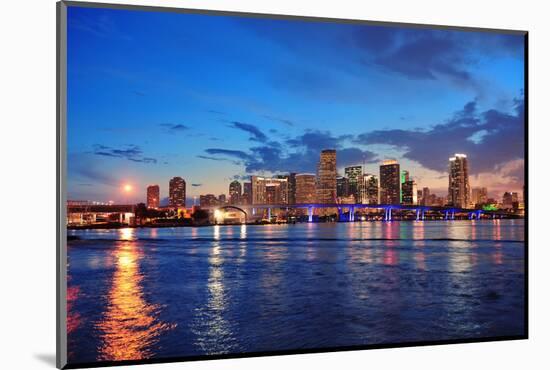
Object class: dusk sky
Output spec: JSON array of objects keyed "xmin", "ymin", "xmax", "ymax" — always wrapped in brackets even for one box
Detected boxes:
[{"xmin": 67, "ymin": 5, "xmax": 525, "ymax": 204}]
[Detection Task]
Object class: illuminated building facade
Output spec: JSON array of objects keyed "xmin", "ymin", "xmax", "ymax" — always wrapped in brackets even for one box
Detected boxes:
[
  {"xmin": 422, "ymin": 187, "xmax": 430, "ymax": 205},
  {"xmin": 242, "ymin": 182, "xmax": 252, "ymax": 205},
  {"xmin": 288, "ymin": 173, "xmax": 297, "ymax": 205},
  {"xmin": 229, "ymin": 180, "xmax": 242, "ymax": 204},
  {"xmin": 316, "ymin": 149, "xmax": 337, "ymax": 204},
  {"xmin": 361, "ymin": 174, "xmax": 379, "ymax": 204},
  {"xmin": 251, "ymin": 176, "xmax": 288, "ymax": 204},
  {"xmin": 146, "ymin": 185, "xmax": 160, "ymax": 209},
  {"xmin": 168, "ymin": 176, "xmax": 186, "ymax": 207},
  {"xmin": 380, "ymin": 159, "xmax": 401, "ymax": 205},
  {"xmin": 472, "ymin": 187, "xmax": 488, "ymax": 206},
  {"xmin": 295, "ymin": 174, "xmax": 317, "ymax": 203},
  {"xmin": 336, "ymin": 176, "xmax": 349, "ymax": 198},
  {"xmin": 448, "ymin": 153, "xmax": 470, "ymax": 208},
  {"xmin": 199, "ymin": 194, "xmax": 218, "ymax": 207},
  {"xmin": 402, "ymin": 180, "xmax": 418, "ymax": 205},
  {"xmin": 345, "ymin": 165, "xmax": 362, "ymax": 202}
]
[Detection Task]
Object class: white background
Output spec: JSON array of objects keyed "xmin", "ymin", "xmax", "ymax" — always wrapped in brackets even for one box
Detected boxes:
[{"xmin": 1, "ymin": 0, "xmax": 548, "ymax": 369}]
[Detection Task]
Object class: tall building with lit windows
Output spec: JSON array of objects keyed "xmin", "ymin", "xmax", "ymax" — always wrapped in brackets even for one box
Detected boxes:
[
  {"xmin": 251, "ymin": 176, "xmax": 288, "ymax": 204},
  {"xmin": 242, "ymin": 182, "xmax": 252, "ymax": 205},
  {"xmin": 402, "ymin": 180, "xmax": 418, "ymax": 205},
  {"xmin": 295, "ymin": 174, "xmax": 317, "ymax": 203},
  {"xmin": 472, "ymin": 187, "xmax": 488, "ymax": 206},
  {"xmin": 448, "ymin": 153, "xmax": 470, "ymax": 208},
  {"xmin": 337, "ymin": 176, "xmax": 350, "ymax": 198},
  {"xmin": 146, "ymin": 185, "xmax": 160, "ymax": 209},
  {"xmin": 229, "ymin": 180, "xmax": 242, "ymax": 204},
  {"xmin": 251, "ymin": 176, "xmax": 266, "ymax": 204},
  {"xmin": 380, "ymin": 159, "xmax": 400, "ymax": 204},
  {"xmin": 316, "ymin": 149, "xmax": 337, "ymax": 204},
  {"xmin": 288, "ymin": 173, "xmax": 297, "ymax": 205},
  {"xmin": 169, "ymin": 176, "xmax": 186, "ymax": 207},
  {"xmin": 345, "ymin": 166, "xmax": 362, "ymax": 202},
  {"xmin": 361, "ymin": 174, "xmax": 379, "ymax": 204}
]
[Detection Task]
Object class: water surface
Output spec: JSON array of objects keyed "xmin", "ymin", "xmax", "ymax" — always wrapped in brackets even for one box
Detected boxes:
[{"xmin": 67, "ymin": 220, "xmax": 525, "ymax": 364}]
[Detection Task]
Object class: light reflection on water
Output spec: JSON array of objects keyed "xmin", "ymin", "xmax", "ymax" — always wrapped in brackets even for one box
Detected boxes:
[
  {"xmin": 67, "ymin": 220, "xmax": 525, "ymax": 364},
  {"xmin": 94, "ymin": 233, "xmax": 176, "ymax": 361},
  {"xmin": 191, "ymin": 241, "xmax": 239, "ymax": 355}
]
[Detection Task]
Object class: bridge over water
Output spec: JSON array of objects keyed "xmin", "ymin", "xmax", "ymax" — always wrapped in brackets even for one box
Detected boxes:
[{"xmin": 202, "ymin": 203, "xmax": 508, "ymax": 222}]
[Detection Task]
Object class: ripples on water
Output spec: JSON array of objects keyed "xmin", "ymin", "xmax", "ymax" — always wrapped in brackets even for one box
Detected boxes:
[{"xmin": 66, "ymin": 220, "xmax": 525, "ymax": 364}]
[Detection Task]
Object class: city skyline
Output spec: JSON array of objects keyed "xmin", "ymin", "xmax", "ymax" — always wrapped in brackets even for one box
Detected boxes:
[
  {"xmin": 67, "ymin": 6, "xmax": 525, "ymax": 203},
  {"xmin": 80, "ymin": 149, "xmax": 523, "ymax": 210}
]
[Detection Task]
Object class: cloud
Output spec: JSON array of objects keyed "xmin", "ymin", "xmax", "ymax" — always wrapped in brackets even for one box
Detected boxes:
[
  {"xmin": 68, "ymin": 153, "xmax": 118, "ymax": 187},
  {"xmin": 204, "ymin": 128, "xmax": 377, "ymax": 174},
  {"xmin": 355, "ymin": 27, "xmax": 524, "ymax": 85},
  {"xmin": 191, "ymin": 183, "xmax": 202, "ymax": 187},
  {"xmin": 355, "ymin": 95, "xmax": 525, "ymax": 176},
  {"xmin": 160, "ymin": 123, "xmax": 189, "ymax": 133},
  {"xmin": 262, "ymin": 115, "xmax": 295, "ymax": 127},
  {"xmin": 92, "ymin": 144, "xmax": 157, "ymax": 164},
  {"xmin": 229, "ymin": 121, "xmax": 268, "ymax": 143}
]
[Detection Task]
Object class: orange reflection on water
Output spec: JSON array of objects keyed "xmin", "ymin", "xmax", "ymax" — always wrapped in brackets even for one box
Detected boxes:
[
  {"xmin": 95, "ymin": 239, "xmax": 175, "ymax": 361},
  {"xmin": 66, "ymin": 279, "xmax": 81, "ymax": 335}
]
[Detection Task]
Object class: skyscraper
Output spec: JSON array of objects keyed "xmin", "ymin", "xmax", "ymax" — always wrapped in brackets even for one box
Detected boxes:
[
  {"xmin": 448, "ymin": 153, "xmax": 470, "ymax": 208},
  {"xmin": 402, "ymin": 180, "xmax": 418, "ymax": 205},
  {"xmin": 336, "ymin": 176, "xmax": 350, "ymax": 198},
  {"xmin": 380, "ymin": 159, "xmax": 400, "ymax": 204},
  {"xmin": 169, "ymin": 177, "xmax": 186, "ymax": 207},
  {"xmin": 218, "ymin": 194, "xmax": 227, "ymax": 204},
  {"xmin": 316, "ymin": 149, "xmax": 337, "ymax": 204},
  {"xmin": 265, "ymin": 177, "xmax": 288, "ymax": 204},
  {"xmin": 288, "ymin": 173, "xmax": 297, "ymax": 205},
  {"xmin": 251, "ymin": 176, "xmax": 266, "ymax": 204},
  {"xmin": 471, "ymin": 187, "xmax": 488, "ymax": 206},
  {"xmin": 242, "ymin": 182, "xmax": 252, "ymax": 205},
  {"xmin": 295, "ymin": 174, "xmax": 317, "ymax": 203},
  {"xmin": 345, "ymin": 165, "xmax": 362, "ymax": 202},
  {"xmin": 502, "ymin": 191, "xmax": 519, "ymax": 208},
  {"xmin": 146, "ymin": 184, "xmax": 160, "ymax": 209},
  {"xmin": 229, "ymin": 180, "xmax": 242, "ymax": 204},
  {"xmin": 199, "ymin": 194, "xmax": 218, "ymax": 207},
  {"xmin": 400, "ymin": 169, "xmax": 410, "ymax": 203},
  {"xmin": 361, "ymin": 174, "xmax": 379, "ymax": 204},
  {"xmin": 251, "ymin": 176, "xmax": 288, "ymax": 204},
  {"xmin": 422, "ymin": 187, "xmax": 430, "ymax": 206}
]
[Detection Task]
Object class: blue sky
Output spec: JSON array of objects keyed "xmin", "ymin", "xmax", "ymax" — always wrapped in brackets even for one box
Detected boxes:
[{"xmin": 67, "ymin": 6, "xmax": 525, "ymax": 203}]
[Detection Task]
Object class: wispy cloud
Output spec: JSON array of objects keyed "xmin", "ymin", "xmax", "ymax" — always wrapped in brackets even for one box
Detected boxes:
[
  {"xmin": 92, "ymin": 144, "xmax": 157, "ymax": 164},
  {"xmin": 160, "ymin": 123, "xmax": 190, "ymax": 133},
  {"xmin": 229, "ymin": 121, "xmax": 268, "ymax": 143}
]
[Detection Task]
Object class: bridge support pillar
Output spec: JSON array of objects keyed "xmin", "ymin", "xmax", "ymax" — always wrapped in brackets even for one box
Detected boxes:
[
  {"xmin": 267, "ymin": 207, "xmax": 271, "ymax": 222},
  {"xmin": 422, "ymin": 209, "xmax": 425, "ymax": 221},
  {"xmin": 384, "ymin": 207, "xmax": 392, "ymax": 221},
  {"xmin": 252, "ymin": 207, "xmax": 256, "ymax": 216},
  {"xmin": 444, "ymin": 210, "xmax": 448, "ymax": 220},
  {"xmin": 476, "ymin": 210, "xmax": 482, "ymax": 220},
  {"xmin": 349, "ymin": 206, "xmax": 355, "ymax": 222},
  {"xmin": 451, "ymin": 210, "xmax": 455, "ymax": 220},
  {"xmin": 308, "ymin": 207, "xmax": 314, "ymax": 223},
  {"xmin": 416, "ymin": 209, "xmax": 420, "ymax": 221}
]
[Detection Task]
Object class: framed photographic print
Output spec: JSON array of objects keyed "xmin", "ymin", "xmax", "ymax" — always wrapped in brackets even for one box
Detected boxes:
[{"xmin": 57, "ymin": 1, "xmax": 528, "ymax": 368}]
